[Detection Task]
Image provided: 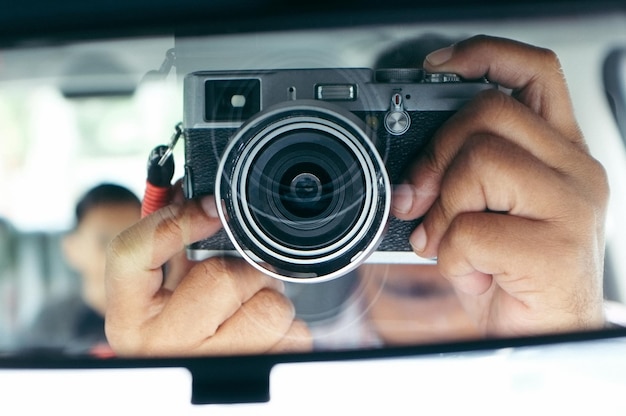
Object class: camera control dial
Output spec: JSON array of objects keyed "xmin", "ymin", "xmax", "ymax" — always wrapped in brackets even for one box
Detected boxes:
[
  {"xmin": 384, "ymin": 93, "xmax": 411, "ymax": 136},
  {"xmin": 375, "ymin": 68, "xmax": 425, "ymax": 83},
  {"xmin": 424, "ymin": 73, "xmax": 462, "ymax": 83}
]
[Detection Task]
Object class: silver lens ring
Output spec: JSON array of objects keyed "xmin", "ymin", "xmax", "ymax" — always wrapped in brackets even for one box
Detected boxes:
[
  {"xmin": 215, "ymin": 101, "xmax": 391, "ymax": 282},
  {"xmin": 235, "ymin": 119, "xmax": 376, "ymax": 261}
]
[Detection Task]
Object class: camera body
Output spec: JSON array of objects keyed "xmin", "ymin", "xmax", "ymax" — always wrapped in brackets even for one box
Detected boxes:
[{"xmin": 183, "ymin": 67, "xmax": 496, "ymax": 282}]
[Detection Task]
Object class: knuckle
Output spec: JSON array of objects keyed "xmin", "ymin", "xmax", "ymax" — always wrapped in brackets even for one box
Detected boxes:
[
  {"xmin": 255, "ymin": 288, "xmax": 295, "ymax": 318},
  {"xmin": 191, "ymin": 257, "xmax": 238, "ymax": 294},
  {"xmin": 106, "ymin": 231, "xmax": 129, "ymax": 263},
  {"xmin": 240, "ymin": 289, "xmax": 296, "ymax": 346},
  {"xmin": 153, "ymin": 204, "xmax": 184, "ymax": 240},
  {"xmin": 565, "ymin": 157, "xmax": 609, "ymax": 223},
  {"xmin": 461, "ymin": 133, "xmax": 498, "ymax": 159},
  {"xmin": 420, "ymin": 140, "xmax": 448, "ymax": 179},
  {"xmin": 475, "ymin": 87, "xmax": 509, "ymax": 107},
  {"xmin": 436, "ymin": 214, "xmax": 481, "ymax": 274},
  {"xmin": 200, "ymin": 256, "xmax": 248, "ymax": 278},
  {"xmin": 290, "ymin": 319, "xmax": 312, "ymax": 339},
  {"xmin": 457, "ymin": 34, "xmax": 491, "ymax": 52},
  {"xmin": 448, "ymin": 213, "xmax": 483, "ymax": 244},
  {"xmin": 454, "ymin": 133, "xmax": 507, "ymax": 178},
  {"xmin": 587, "ymin": 159, "xmax": 610, "ymax": 205},
  {"xmin": 436, "ymin": 135, "xmax": 504, "ymax": 224},
  {"xmin": 273, "ymin": 320, "xmax": 313, "ymax": 353},
  {"xmin": 112, "ymin": 321, "xmax": 191, "ymax": 357},
  {"xmin": 105, "ymin": 312, "xmax": 173, "ymax": 356},
  {"xmin": 437, "ymin": 178, "xmax": 461, "ymax": 222},
  {"xmin": 195, "ymin": 256, "xmax": 274, "ymax": 292},
  {"xmin": 472, "ymin": 89, "xmax": 512, "ymax": 122},
  {"xmin": 470, "ymin": 33, "xmax": 490, "ymax": 44},
  {"xmin": 455, "ymin": 89, "xmax": 517, "ymax": 138},
  {"xmin": 105, "ymin": 229, "xmax": 141, "ymax": 277},
  {"xmin": 200, "ymin": 256, "xmax": 241, "ymax": 278},
  {"xmin": 196, "ymin": 256, "xmax": 231, "ymax": 280},
  {"xmin": 104, "ymin": 320, "xmax": 141, "ymax": 356},
  {"xmin": 536, "ymin": 46, "xmax": 561, "ymax": 71},
  {"xmin": 449, "ymin": 214, "xmax": 485, "ymax": 249},
  {"xmin": 242, "ymin": 289, "xmax": 296, "ymax": 337}
]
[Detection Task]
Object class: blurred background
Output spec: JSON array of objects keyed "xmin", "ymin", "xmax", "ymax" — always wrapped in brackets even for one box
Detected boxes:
[{"xmin": 1, "ymin": 5, "xmax": 625, "ymax": 352}]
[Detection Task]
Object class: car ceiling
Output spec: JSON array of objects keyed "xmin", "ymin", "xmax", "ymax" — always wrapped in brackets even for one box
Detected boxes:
[{"xmin": 1, "ymin": 0, "xmax": 625, "ymax": 47}]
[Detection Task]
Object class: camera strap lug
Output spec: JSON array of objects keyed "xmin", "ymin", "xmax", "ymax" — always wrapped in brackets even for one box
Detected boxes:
[
  {"xmin": 141, "ymin": 122, "xmax": 183, "ymax": 217},
  {"xmin": 158, "ymin": 122, "xmax": 184, "ymax": 166}
]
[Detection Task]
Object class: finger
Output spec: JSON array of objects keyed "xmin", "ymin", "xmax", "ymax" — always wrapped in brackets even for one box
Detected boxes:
[
  {"xmin": 435, "ymin": 212, "xmax": 604, "ymax": 331},
  {"xmin": 189, "ymin": 288, "xmax": 295, "ymax": 356},
  {"xmin": 268, "ymin": 319, "xmax": 314, "ymax": 354},
  {"xmin": 162, "ymin": 194, "xmax": 224, "ymax": 291},
  {"xmin": 153, "ymin": 257, "xmax": 285, "ymax": 347},
  {"xmin": 424, "ymin": 35, "xmax": 582, "ymax": 141},
  {"xmin": 161, "ymin": 250, "xmax": 195, "ymax": 292},
  {"xmin": 412, "ymin": 134, "xmax": 584, "ymax": 258},
  {"xmin": 429, "ymin": 90, "xmax": 585, "ymax": 169},
  {"xmin": 149, "ymin": 288, "xmax": 292, "ymax": 356},
  {"xmin": 170, "ymin": 179, "xmax": 186, "ymax": 205},
  {"xmin": 392, "ymin": 90, "xmax": 585, "ymax": 221},
  {"xmin": 105, "ymin": 196, "xmax": 222, "ymax": 329},
  {"xmin": 437, "ymin": 213, "xmax": 557, "ymax": 295}
]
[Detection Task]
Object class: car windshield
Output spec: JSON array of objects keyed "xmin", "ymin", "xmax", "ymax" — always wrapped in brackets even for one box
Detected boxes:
[{"xmin": 1, "ymin": 9, "xmax": 626, "ymax": 359}]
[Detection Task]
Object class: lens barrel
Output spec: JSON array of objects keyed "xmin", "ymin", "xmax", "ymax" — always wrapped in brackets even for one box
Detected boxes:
[{"xmin": 216, "ymin": 101, "xmax": 390, "ymax": 282}]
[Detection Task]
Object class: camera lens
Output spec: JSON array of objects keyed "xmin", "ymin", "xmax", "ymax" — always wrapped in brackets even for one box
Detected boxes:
[
  {"xmin": 247, "ymin": 130, "xmax": 366, "ymax": 250},
  {"xmin": 281, "ymin": 168, "xmax": 329, "ymax": 218},
  {"xmin": 216, "ymin": 102, "xmax": 390, "ymax": 282},
  {"xmin": 286, "ymin": 172, "xmax": 325, "ymax": 215}
]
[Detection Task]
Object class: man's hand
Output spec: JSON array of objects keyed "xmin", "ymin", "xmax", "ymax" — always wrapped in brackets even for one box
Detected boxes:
[
  {"xmin": 392, "ymin": 35, "xmax": 608, "ymax": 336},
  {"xmin": 105, "ymin": 193, "xmax": 312, "ymax": 356}
]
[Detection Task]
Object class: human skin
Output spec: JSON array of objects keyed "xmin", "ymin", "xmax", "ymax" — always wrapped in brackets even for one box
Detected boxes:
[
  {"xmin": 391, "ymin": 35, "xmax": 608, "ymax": 336},
  {"xmin": 104, "ymin": 194, "xmax": 313, "ymax": 356},
  {"xmin": 104, "ymin": 35, "xmax": 608, "ymax": 356},
  {"xmin": 359, "ymin": 264, "xmax": 480, "ymax": 345}
]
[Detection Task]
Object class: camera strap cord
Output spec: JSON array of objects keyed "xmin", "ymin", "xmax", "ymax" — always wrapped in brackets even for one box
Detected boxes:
[{"xmin": 141, "ymin": 123, "xmax": 183, "ymax": 218}]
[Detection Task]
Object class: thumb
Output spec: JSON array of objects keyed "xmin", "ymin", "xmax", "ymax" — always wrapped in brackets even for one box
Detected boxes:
[{"xmin": 424, "ymin": 35, "xmax": 582, "ymax": 144}]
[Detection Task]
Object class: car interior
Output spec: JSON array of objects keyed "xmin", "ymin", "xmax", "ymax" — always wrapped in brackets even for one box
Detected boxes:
[{"xmin": 1, "ymin": 0, "xmax": 626, "ymax": 411}]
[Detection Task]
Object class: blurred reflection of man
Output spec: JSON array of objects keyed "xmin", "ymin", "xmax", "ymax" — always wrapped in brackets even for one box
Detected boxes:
[
  {"xmin": 22, "ymin": 183, "xmax": 140, "ymax": 355},
  {"xmin": 359, "ymin": 264, "xmax": 480, "ymax": 345},
  {"xmin": 286, "ymin": 264, "xmax": 479, "ymax": 350}
]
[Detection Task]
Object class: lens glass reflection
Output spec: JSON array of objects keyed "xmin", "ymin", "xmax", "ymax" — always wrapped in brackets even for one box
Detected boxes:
[{"xmin": 248, "ymin": 130, "xmax": 365, "ymax": 250}]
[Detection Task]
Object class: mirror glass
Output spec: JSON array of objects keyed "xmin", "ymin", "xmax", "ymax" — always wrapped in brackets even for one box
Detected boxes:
[{"xmin": 1, "ymin": 12, "xmax": 626, "ymax": 357}]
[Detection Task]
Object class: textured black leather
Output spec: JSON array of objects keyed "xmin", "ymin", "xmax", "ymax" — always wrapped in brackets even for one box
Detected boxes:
[{"xmin": 186, "ymin": 110, "xmax": 453, "ymax": 253}]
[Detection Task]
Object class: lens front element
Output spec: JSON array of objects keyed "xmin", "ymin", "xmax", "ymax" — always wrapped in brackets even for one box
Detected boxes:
[{"xmin": 216, "ymin": 102, "xmax": 390, "ymax": 282}]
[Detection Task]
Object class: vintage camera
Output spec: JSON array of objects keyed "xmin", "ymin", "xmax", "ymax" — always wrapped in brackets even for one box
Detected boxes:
[{"xmin": 182, "ymin": 67, "xmax": 496, "ymax": 282}]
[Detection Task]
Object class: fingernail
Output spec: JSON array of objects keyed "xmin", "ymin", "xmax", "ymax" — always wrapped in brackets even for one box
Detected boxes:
[
  {"xmin": 201, "ymin": 195, "xmax": 219, "ymax": 218},
  {"xmin": 392, "ymin": 184, "xmax": 415, "ymax": 215},
  {"xmin": 410, "ymin": 223, "xmax": 427, "ymax": 253},
  {"xmin": 425, "ymin": 45, "xmax": 454, "ymax": 67}
]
